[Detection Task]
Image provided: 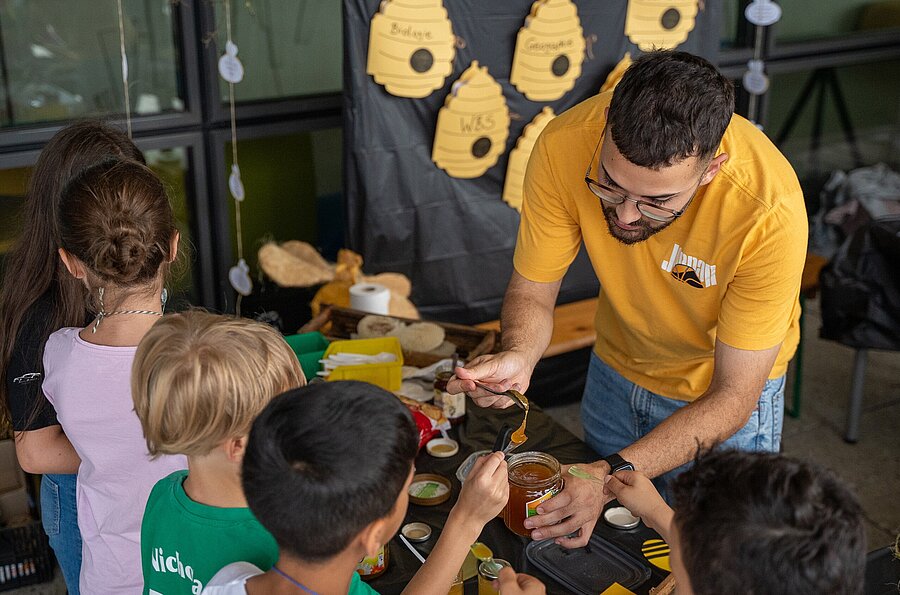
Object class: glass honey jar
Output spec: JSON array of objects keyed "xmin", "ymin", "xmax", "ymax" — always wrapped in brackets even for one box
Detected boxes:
[{"xmin": 503, "ymin": 452, "xmax": 563, "ymax": 537}]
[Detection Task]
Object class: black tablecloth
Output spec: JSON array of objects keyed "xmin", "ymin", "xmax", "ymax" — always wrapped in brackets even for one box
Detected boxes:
[{"xmin": 368, "ymin": 402, "xmax": 669, "ymax": 594}]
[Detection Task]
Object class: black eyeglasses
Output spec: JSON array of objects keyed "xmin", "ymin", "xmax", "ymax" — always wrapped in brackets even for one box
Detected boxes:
[{"xmin": 583, "ymin": 134, "xmax": 699, "ymax": 223}]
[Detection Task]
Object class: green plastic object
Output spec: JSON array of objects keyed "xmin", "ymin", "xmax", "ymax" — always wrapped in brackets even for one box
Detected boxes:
[{"xmin": 284, "ymin": 332, "xmax": 330, "ymax": 380}]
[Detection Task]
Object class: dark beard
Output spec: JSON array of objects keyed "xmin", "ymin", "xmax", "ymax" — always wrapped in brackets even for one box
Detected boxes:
[{"xmin": 601, "ymin": 204, "xmax": 673, "ymax": 245}]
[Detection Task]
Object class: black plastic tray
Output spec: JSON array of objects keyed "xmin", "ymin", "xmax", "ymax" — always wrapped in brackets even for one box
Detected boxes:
[{"xmin": 526, "ymin": 533, "xmax": 651, "ymax": 594}]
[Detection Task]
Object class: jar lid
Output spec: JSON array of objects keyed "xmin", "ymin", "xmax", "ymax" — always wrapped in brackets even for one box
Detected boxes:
[
  {"xmin": 478, "ymin": 558, "xmax": 511, "ymax": 580},
  {"xmin": 408, "ymin": 473, "xmax": 452, "ymax": 506},
  {"xmin": 603, "ymin": 506, "xmax": 640, "ymax": 530},
  {"xmin": 426, "ymin": 437, "xmax": 459, "ymax": 458},
  {"xmin": 401, "ymin": 522, "xmax": 432, "ymax": 543}
]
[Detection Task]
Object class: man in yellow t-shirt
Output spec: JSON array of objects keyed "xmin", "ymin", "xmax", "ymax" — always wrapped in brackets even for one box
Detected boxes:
[{"xmin": 449, "ymin": 50, "xmax": 807, "ymax": 548}]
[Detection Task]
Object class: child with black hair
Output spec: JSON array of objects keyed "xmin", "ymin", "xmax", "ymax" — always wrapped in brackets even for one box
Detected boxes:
[
  {"xmin": 497, "ymin": 450, "xmax": 867, "ymax": 595},
  {"xmin": 203, "ymin": 380, "xmax": 509, "ymax": 595}
]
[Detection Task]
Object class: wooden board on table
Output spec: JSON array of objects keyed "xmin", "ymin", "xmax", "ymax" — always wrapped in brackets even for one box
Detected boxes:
[{"xmin": 300, "ymin": 306, "xmax": 497, "ymax": 368}]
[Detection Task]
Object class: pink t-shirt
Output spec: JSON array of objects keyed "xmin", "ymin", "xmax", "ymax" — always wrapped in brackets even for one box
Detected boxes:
[{"xmin": 43, "ymin": 327, "xmax": 187, "ymax": 594}]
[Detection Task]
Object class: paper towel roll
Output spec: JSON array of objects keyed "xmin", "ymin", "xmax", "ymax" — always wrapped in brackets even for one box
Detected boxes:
[{"xmin": 350, "ymin": 283, "xmax": 391, "ymax": 315}]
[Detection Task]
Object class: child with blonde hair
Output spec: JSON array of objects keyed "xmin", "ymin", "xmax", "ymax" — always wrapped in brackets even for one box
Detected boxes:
[
  {"xmin": 132, "ymin": 311, "xmax": 306, "ymax": 594},
  {"xmin": 42, "ymin": 159, "xmax": 187, "ymax": 593}
]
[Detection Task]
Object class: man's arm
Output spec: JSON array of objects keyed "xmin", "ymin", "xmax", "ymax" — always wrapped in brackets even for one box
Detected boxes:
[
  {"xmin": 15, "ymin": 426, "xmax": 80, "ymax": 474},
  {"xmin": 448, "ymin": 272, "xmax": 561, "ymax": 407},
  {"xmin": 528, "ymin": 339, "xmax": 780, "ymax": 547}
]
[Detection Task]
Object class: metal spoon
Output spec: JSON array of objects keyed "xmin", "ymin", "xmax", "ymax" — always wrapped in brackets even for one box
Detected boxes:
[{"xmin": 472, "ymin": 382, "xmax": 528, "ymax": 410}]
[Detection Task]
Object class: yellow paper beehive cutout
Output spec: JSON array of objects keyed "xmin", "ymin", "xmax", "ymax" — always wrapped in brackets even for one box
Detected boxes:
[
  {"xmin": 366, "ymin": 0, "xmax": 456, "ymax": 98},
  {"xmin": 599, "ymin": 52, "xmax": 633, "ymax": 93},
  {"xmin": 432, "ymin": 61, "xmax": 510, "ymax": 179},
  {"xmin": 510, "ymin": 0, "xmax": 586, "ymax": 102},
  {"xmin": 625, "ymin": 0, "xmax": 699, "ymax": 51},
  {"xmin": 503, "ymin": 107, "xmax": 555, "ymax": 211}
]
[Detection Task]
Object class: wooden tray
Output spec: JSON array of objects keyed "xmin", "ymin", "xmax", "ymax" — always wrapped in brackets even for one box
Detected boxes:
[{"xmin": 299, "ymin": 306, "xmax": 497, "ymax": 368}]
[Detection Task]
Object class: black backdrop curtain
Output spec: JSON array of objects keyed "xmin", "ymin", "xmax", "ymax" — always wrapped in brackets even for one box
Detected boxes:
[{"xmin": 343, "ymin": 0, "xmax": 720, "ymax": 324}]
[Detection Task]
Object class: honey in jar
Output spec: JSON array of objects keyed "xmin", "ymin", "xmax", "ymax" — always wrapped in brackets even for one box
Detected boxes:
[{"xmin": 503, "ymin": 452, "xmax": 563, "ymax": 537}]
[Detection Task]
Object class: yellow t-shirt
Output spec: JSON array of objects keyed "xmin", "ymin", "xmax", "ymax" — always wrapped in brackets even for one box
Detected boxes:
[{"xmin": 514, "ymin": 92, "xmax": 807, "ymax": 401}]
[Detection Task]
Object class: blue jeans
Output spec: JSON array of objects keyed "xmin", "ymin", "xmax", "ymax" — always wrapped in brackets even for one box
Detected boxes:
[
  {"xmin": 581, "ymin": 353, "xmax": 785, "ymax": 500},
  {"xmin": 41, "ymin": 473, "xmax": 81, "ymax": 594}
]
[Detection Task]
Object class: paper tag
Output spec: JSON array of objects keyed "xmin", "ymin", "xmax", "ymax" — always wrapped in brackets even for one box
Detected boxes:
[
  {"xmin": 218, "ymin": 40, "xmax": 244, "ymax": 83},
  {"xmin": 600, "ymin": 583, "xmax": 637, "ymax": 595},
  {"xmin": 742, "ymin": 59, "xmax": 769, "ymax": 95},
  {"xmin": 229, "ymin": 258, "xmax": 253, "ymax": 296},
  {"xmin": 228, "ymin": 164, "xmax": 245, "ymax": 201},
  {"xmin": 745, "ymin": 0, "xmax": 781, "ymax": 26}
]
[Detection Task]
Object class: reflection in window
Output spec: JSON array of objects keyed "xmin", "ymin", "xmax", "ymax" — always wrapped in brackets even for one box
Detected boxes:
[
  {"xmin": 225, "ymin": 127, "xmax": 343, "ymax": 273},
  {"xmin": 214, "ymin": 0, "xmax": 342, "ymax": 103},
  {"xmin": 776, "ymin": 0, "xmax": 900, "ymax": 43},
  {"xmin": 0, "ymin": 0, "xmax": 184, "ymax": 127},
  {"xmin": 0, "ymin": 148, "xmax": 199, "ymax": 307},
  {"xmin": 145, "ymin": 148, "xmax": 198, "ymax": 308},
  {"xmin": 768, "ymin": 59, "xmax": 900, "ymax": 182}
]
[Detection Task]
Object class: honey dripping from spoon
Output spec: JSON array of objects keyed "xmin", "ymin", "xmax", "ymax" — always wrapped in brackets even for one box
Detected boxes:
[{"xmin": 510, "ymin": 401, "xmax": 529, "ymax": 444}]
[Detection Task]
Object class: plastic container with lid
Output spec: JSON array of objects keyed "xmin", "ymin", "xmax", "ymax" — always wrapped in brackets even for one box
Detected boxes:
[
  {"xmin": 525, "ymin": 535, "xmax": 651, "ymax": 594},
  {"xmin": 323, "ymin": 337, "xmax": 403, "ymax": 391},
  {"xmin": 503, "ymin": 452, "xmax": 563, "ymax": 537},
  {"xmin": 477, "ymin": 559, "xmax": 512, "ymax": 595}
]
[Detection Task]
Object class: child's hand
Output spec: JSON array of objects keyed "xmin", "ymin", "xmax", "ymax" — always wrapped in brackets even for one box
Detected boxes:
[
  {"xmin": 454, "ymin": 451, "xmax": 509, "ymax": 527},
  {"xmin": 603, "ymin": 470, "xmax": 672, "ymax": 532},
  {"xmin": 495, "ymin": 567, "xmax": 546, "ymax": 595}
]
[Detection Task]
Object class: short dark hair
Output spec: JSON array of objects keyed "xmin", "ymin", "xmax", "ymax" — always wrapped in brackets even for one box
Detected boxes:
[
  {"xmin": 242, "ymin": 381, "xmax": 419, "ymax": 561},
  {"xmin": 672, "ymin": 450, "xmax": 866, "ymax": 595},
  {"xmin": 608, "ymin": 50, "xmax": 734, "ymax": 169}
]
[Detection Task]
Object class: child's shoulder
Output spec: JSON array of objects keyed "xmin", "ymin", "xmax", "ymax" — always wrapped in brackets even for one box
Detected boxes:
[{"xmin": 202, "ymin": 561, "xmax": 261, "ymax": 594}]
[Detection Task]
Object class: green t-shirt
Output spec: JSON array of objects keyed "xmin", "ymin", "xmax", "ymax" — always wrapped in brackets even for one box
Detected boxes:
[{"xmin": 141, "ymin": 470, "xmax": 279, "ymax": 595}]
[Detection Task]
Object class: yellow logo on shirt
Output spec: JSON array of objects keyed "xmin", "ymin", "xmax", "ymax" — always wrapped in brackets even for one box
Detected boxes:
[{"xmin": 661, "ymin": 243, "xmax": 717, "ymax": 288}]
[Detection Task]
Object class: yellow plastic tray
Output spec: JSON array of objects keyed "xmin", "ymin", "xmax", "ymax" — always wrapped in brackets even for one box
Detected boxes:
[{"xmin": 322, "ymin": 337, "xmax": 404, "ymax": 391}]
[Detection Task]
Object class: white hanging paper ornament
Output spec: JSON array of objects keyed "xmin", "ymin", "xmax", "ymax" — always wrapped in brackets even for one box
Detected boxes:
[
  {"xmin": 742, "ymin": 59, "xmax": 769, "ymax": 95},
  {"xmin": 228, "ymin": 164, "xmax": 245, "ymax": 202},
  {"xmin": 218, "ymin": 40, "xmax": 245, "ymax": 84},
  {"xmin": 744, "ymin": 0, "xmax": 781, "ymax": 27},
  {"xmin": 229, "ymin": 258, "xmax": 253, "ymax": 296}
]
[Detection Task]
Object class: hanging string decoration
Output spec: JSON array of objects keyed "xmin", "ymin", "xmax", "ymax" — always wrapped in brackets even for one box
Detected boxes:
[
  {"xmin": 115, "ymin": 0, "xmax": 132, "ymax": 137},
  {"xmin": 218, "ymin": 0, "xmax": 253, "ymax": 309},
  {"xmin": 743, "ymin": 0, "xmax": 781, "ymax": 125}
]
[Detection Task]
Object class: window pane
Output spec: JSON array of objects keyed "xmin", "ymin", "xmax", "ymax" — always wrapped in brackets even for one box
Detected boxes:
[
  {"xmin": 776, "ymin": 0, "xmax": 900, "ymax": 44},
  {"xmin": 214, "ymin": 0, "xmax": 342, "ymax": 103},
  {"xmin": 767, "ymin": 59, "xmax": 900, "ymax": 182},
  {"xmin": 0, "ymin": 0, "xmax": 185, "ymax": 128},
  {"xmin": 144, "ymin": 147, "xmax": 199, "ymax": 308},
  {"xmin": 225, "ymin": 127, "xmax": 343, "ymax": 273},
  {"xmin": 0, "ymin": 146, "xmax": 201, "ymax": 307}
]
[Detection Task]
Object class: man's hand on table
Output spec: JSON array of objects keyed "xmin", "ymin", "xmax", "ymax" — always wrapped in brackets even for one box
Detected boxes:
[
  {"xmin": 525, "ymin": 462, "xmax": 613, "ymax": 548},
  {"xmin": 604, "ymin": 469, "xmax": 674, "ymax": 536},
  {"xmin": 496, "ymin": 568, "xmax": 547, "ymax": 595},
  {"xmin": 447, "ymin": 351, "xmax": 534, "ymax": 409}
]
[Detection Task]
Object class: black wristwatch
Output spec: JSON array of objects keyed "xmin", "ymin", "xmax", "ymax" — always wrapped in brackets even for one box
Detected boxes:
[{"xmin": 601, "ymin": 453, "xmax": 635, "ymax": 474}]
